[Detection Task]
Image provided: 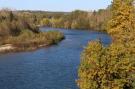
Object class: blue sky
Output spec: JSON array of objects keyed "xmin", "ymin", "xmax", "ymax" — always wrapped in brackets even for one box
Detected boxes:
[{"xmin": 0, "ymin": 0, "xmax": 112, "ymax": 12}]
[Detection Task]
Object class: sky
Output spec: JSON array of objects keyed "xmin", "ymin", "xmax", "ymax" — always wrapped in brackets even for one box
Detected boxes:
[{"xmin": 0, "ymin": 0, "xmax": 112, "ymax": 12}]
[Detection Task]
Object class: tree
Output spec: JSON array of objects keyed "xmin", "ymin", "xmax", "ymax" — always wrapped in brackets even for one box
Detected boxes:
[
  {"xmin": 77, "ymin": 41, "xmax": 135, "ymax": 89},
  {"xmin": 77, "ymin": 0, "xmax": 135, "ymax": 89},
  {"xmin": 40, "ymin": 18, "xmax": 51, "ymax": 26},
  {"xmin": 107, "ymin": 0, "xmax": 135, "ymax": 42}
]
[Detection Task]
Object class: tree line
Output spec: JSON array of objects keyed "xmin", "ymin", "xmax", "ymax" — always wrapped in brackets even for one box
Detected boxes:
[
  {"xmin": 40, "ymin": 9, "xmax": 111, "ymax": 31},
  {"xmin": 0, "ymin": 8, "xmax": 111, "ymax": 35},
  {"xmin": 0, "ymin": 9, "xmax": 39, "ymax": 37}
]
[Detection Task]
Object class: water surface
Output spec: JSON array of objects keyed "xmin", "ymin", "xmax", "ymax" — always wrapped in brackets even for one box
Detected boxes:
[{"xmin": 0, "ymin": 27, "xmax": 111, "ymax": 89}]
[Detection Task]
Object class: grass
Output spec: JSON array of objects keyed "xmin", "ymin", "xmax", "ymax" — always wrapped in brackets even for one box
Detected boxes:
[{"xmin": 0, "ymin": 30, "xmax": 65, "ymax": 52}]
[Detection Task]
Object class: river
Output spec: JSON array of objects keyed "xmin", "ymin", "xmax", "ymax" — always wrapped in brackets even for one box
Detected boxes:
[{"xmin": 0, "ymin": 27, "xmax": 111, "ymax": 89}]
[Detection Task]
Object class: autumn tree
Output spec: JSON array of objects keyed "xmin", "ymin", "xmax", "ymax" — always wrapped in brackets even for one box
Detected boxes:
[
  {"xmin": 77, "ymin": 41, "xmax": 135, "ymax": 89},
  {"xmin": 40, "ymin": 18, "xmax": 51, "ymax": 26},
  {"xmin": 77, "ymin": 0, "xmax": 135, "ymax": 89},
  {"xmin": 107, "ymin": 0, "xmax": 135, "ymax": 42}
]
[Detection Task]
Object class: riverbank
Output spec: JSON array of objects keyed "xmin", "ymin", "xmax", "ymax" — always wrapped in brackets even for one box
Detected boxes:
[
  {"xmin": 0, "ymin": 44, "xmax": 15, "ymax": 53},
  {"xmin": 0, "ymin": 30, "xmax": 65, "ymax": 53},
  {"xmin": 0, "ymin": 28, "xmax": 111, "ymax": 89}
]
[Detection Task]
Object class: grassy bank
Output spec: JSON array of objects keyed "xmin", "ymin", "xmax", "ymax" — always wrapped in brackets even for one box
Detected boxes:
[
  {"xmin": 0, "ymin": 30, "xmax": 64, "ymax": 53},
  {"xmin": 0, "ymin": 9, "xmax": 65, "ymax": 53}
]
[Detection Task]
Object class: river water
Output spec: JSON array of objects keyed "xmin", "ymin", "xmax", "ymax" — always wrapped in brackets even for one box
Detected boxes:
[{"xmin": 0, "ymin": 27, "xmax": 111, "ymax": 89}]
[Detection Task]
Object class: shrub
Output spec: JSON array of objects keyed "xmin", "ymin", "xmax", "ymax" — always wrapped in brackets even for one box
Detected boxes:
[
  {"xmin": 77, "ymin": 41, "xmax": 135, "ymax": 89},
  {"xmin": 4, "ymin": 30, "xmax": 64, "ymax": 49}
]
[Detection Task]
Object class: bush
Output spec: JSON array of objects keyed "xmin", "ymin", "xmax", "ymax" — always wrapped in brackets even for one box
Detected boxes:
[
  {"xmin": 77, "ymin": 41, "xmax": 135, "ymax": 89},
  {"xmin": 3, "ymin": 30, "xmax": 64, "ymax": 49}
]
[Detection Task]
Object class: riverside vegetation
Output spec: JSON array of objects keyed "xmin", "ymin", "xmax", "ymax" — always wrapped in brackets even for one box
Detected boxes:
[
  {"xmin": 0, "ymin": 9, "xmax": 64, "ymax": 52},
  {"xmin": 77, "ymin": 0, "xmax": 135, "ymax": 89},
  {"xmin": 14, "ymin": 8, "xmax": 111, "ymax": 31},
  {"xmin": 0, "ymin": 7, "xmax": 111, "ymax": 32},
  {"xmin": 0, "ymin": 7, "xmax": 111, "ymax": 52},
  {"xmin": 40, "ymin": 9, "xmax": 111, "ymax": 31}
]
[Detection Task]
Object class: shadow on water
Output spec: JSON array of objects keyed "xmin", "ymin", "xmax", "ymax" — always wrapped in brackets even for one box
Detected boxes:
[{"xmin": 0, "ymin": 27, "xmax": 111, "ymax": 89}]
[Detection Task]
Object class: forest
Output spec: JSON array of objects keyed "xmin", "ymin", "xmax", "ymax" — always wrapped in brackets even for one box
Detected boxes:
[
  {"xmin": 40, "ymin": 9, "xmax": 111, "ymax": 31},
  {"xmin": 4, "ymin": 8, "xmax": 111, "ymax": 31}
]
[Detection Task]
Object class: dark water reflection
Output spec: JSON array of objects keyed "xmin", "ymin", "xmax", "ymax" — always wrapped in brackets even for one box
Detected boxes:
[{"xmin": 0, "ymin": 27, "xmax": 111, "ymax": 89}]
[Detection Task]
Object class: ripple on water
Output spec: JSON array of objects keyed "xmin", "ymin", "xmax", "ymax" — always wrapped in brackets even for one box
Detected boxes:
[{"xmin": 0, "ymin": 27, "xmax": 111, "ymax": 89}]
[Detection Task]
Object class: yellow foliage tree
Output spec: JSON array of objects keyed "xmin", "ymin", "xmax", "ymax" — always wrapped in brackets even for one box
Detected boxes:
[
  {"xmin": 77, "ymin": 0, "xmax": 135, "ymax": 89},
  {"xmin": 107, "ymin": 0, "xmax": 135, "ymax": 42}
]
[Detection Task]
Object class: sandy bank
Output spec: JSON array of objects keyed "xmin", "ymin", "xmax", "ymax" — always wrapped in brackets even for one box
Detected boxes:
[{"xmin": 0, "ymin": 44, "xmax": 15, "ymax": 52}]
